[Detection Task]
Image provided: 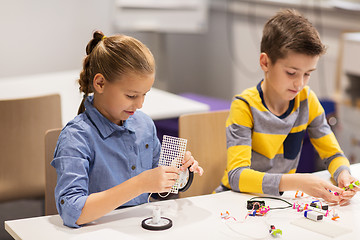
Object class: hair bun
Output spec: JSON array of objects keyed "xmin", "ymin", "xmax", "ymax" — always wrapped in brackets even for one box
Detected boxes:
[{"xmin": 86, "ymin": 30, "xmax": 105, "ymax": 55}]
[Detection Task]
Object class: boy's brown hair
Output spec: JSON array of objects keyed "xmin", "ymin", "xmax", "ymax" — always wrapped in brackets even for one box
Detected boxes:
[{"xmin": 261, "ymin": 9, "xmax": 326, "ymax": 64}]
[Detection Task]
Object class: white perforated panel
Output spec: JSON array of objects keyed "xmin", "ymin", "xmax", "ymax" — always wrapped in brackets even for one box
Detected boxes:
[{"xmin": 158, "ymin": 135, "xmax": 187, "ymax": 193}]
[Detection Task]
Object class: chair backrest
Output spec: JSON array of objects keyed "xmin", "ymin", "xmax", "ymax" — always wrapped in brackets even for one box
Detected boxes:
[
  {"xmin": 44, "ymin": 128, "xmax": 62, "ymax": 215},
  {"xmin": 178, "ymin": 110, "xmax": 229, "ymax": 198},
  {"xmin": 0, "ymin": 94, "xmax": 62, "ymax": 202}
]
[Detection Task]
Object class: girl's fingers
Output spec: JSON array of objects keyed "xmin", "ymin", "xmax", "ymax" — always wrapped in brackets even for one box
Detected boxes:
[
  {"xmin": 340, "ymin": 190, "xmax": 356, "ymax": 199},
  {"xmin": 181, "ymin": 156, "xmax": 194, "ymax": 170},
  {"xmin": 196, "ymin": 166, "xmax": 204, "ymax": 176},
  {"xmin": 189, "ymin": 160, "xmax": 199, "ymax": 172},
  {"xmin": 163, "ymin": 166, "xmax": 179, "ymax": 174}
]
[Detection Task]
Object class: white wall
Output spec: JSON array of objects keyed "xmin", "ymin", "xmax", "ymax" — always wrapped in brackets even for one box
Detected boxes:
[
  {"xmin": 228, "ymin": 1, "xmax": 360, "ymax": 100},
  {"xmin": 159, "ymin": 0, "xmax": 360, "ymax": 100},
  {"xmin": 1, "ymin": 0, "xmax": 360, "ymax": 99},
  {"xmin": 0, "ymin": 0, "xmax": 114, "ymax": 79}
]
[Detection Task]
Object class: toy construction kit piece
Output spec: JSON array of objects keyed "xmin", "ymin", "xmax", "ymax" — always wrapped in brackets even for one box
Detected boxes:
[
  {"xmin": 247, "ymin": 200, "xmax": 265, "ymax": 210},
  {"xmin": 307, "ymin": 200, "xmax": 328, "ymax": 213},
  {"xmin": 309, "ymin": 200, "xmax": 325, "ymax": 209},
  {"xmin": 248, "ymin": 205, "xmax": 270, "ymax": 217},
  {"xmin": 143, "ymin": 135, "xmax": 193, "ymax": 231},
  {"xmin": 220, "ymin": 211, "xmax": 237, "ymax": 221},
  {"xmin": 304, "ymin": 210, "xmax": 323, "ymax": 221},
  {"xmin": 141, "ymin": 206, "xmax": 172, "ymax": 231},
  {"xmin": 331, "ymin": 213, "xmax": 340, "ymax": 221},
  {"xmin": 157, "ymin": 135, "xmax": 191, "ymax": 194},
  {"xmin": 329, "ymin": 189, "xmax": 340, "ymax": 196},
  {"xmin": 343, "ymin": 181, "xmax": 360, "ymax": 191},
  {"xmin": 305, "ymin": 205, "xmax": 327, "ymax": 215},
  {"xmin": 295, "ymin": 190, "xmax": 304, "ymax": 198},
  {"xmin": 269, "ymin": 225, "xmax": 282, "ymax": 238}
]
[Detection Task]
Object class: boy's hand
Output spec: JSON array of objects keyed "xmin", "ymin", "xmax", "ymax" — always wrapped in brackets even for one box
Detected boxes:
[
  {"xmin": 297, "ymin": 174, "xmax": 344, "ymax": 204},
  {"xmin": 337, "ymin": 170, "xmax": 359, "ymax": 205},
  {"xmin": 180, "ymin": 151, "xmax": 204, "ymax": 176}
]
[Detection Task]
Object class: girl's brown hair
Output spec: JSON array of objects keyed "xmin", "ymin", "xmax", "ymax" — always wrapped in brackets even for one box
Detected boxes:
[
  {"xmin": 77, "ymin": 31, "xmax": 155, "ymax": 114},
  {"xmin": 261, "ymin": 9, "xmax": 326, "ymax": 64}
]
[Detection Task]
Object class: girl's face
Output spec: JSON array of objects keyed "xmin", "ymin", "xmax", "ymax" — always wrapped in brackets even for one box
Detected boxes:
[
  {"xmin": 261, "ymin": 51, "xmax": 319, "ymax": 102},
  {"xmin": 93, "ymin": 72, "xmax": 155, "ymax": 125}
]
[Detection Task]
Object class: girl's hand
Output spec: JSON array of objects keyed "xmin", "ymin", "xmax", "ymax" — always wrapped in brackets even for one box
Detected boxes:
[
  {"xmin": 337, "ymin": 170, "xmax": 358, "ymax": 205},
  {"xmin": 140, "ymin": 166, "xmax": 179, "ymax": 193},
  {"xmin": 180, "ymin": 151, "xmax": 204, "ymax": 176}
]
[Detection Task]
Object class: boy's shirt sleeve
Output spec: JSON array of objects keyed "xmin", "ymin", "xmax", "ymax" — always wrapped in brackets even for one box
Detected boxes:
[
  {"xmin": 222, "ymin": 97, "xmax": 283, "ymax": 196},
  {"xmin": 307, "ymin": 90, "xmax": 350, "ymax": 182},
  {"xmin": 51, "ymin": 127, "xmax": 91, "ymax": 228}
]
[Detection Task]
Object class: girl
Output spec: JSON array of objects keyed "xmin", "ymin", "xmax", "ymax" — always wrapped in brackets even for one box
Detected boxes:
[{"xmin": 51, "ymin": 31, "xmax": 203, "ymax": 228}]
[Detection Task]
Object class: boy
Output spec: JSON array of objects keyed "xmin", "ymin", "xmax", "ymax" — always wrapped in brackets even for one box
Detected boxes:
[{"xmin": 217, "ymin": 9, "xmax": 358, "ymax": 204}]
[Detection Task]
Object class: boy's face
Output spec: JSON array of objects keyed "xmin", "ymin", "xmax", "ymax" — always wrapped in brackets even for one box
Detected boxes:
[
  {"xmin": 92, "ymin": 72, "xmax": 155, "ymax": 125},
  {"xmin": 260, "ymin": 51, "xmax": 319, "ymax": 102}
]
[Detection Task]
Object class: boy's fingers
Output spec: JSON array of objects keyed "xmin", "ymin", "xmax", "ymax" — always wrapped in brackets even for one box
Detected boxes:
[{"xmin": 340, "ymin": 190, "xmax": 356, "ymax": 199}]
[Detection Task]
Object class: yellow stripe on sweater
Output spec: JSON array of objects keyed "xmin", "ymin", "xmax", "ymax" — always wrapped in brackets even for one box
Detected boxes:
[{"xmin": 239, "ymin": 169, "xmax": 265, "ymax": 193}]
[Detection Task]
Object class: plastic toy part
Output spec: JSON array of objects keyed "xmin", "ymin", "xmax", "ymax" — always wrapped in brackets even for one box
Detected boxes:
[
  {"xmin": 305, "ymin": 205, "xmax": 327, "ymax": 215},
  {"xmin": 309, "ymin": 200, "xmax": 328, "ymax": 211},
  {"xmin": 158, "ymin": 135, "xmax": 187, "ymax": 194},
  {"xmin": 220, "ymin": 211, "xmax": 237, "ymax": 221},
  {"xmin": 247, "ymin": 200, "xmax": 265, "ymax": 210},
  {"xmin": 269, "ymin": 225, "xmax": 282, "ymax": 238},
  {"xmin": 257, "ymin": 206, "xmax": 270, "ymax": 215},
  {"xmin": 304, "ymin": 210, "xmax": 323, "ymax": 221},
  {"xmin": 178, "ymin": 167, "xmax": 194, "ymax": 192},
  {"xmin": 247, "ymin": 205, "xmax": 270, "ymax": 217},
  {"xmin": 329, "ymin": 189, "xmax": 340, "ymax": 196},
  {"xmin": 221, "ymin": 211, "xmax": 230, "ymax": 219},
  {"xmin": 343, "ymin": 181, "xmax": 360, "ymax": 191},
  {"xmin": 141, "ymin": 207, "xmax": 173, "ymax": 231},
  {"xmin": 293, "ymin": 202, "xmax": 308, "ymax": 212},
  {"xmin": 295, "ymin": 190, "xmax": 304, "ymax": 198}
]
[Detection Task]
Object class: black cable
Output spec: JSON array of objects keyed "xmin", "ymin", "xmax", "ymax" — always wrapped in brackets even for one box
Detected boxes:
[{"xmin": 249, "ymin": 196, "xmax": 293, "ymax": 210}]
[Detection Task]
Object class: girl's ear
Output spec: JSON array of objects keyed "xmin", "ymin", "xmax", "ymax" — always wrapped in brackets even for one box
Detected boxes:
[
  {"xmin": 93, "ymin": 73, "xmax": 106, "ymax": 93},
  {"xmin": 260, "ymin": 53, "xmax": 270, "ymax": 72}
]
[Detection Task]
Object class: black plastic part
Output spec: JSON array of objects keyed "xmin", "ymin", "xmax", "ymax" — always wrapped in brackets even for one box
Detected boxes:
[
  {"xmin": 141, "ymin": 217, "xmax": 173, "ymax": 231},
  {"xmin": 247, "ymin": 200, "xmax": 265, "ymax": 210},
  {"xmin": 179, "ymin": 167, "xmax": 194, "ymax": 192}
]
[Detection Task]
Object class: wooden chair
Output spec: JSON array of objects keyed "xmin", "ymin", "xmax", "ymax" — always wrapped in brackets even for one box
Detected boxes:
[
  {"xmin": 178, "ymin": 110, "xmax": 229, "ymax": 198},
  {"xmin": 44, "ymin": 128, "xmax": 62, "ymax": 215},
  {"xmin": 0, "ymin": 94, "xmax": 62, "ymax": 203}
]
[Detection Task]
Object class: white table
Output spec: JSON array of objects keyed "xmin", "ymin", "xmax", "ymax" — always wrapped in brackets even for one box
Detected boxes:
[
  {"xmin": 5, "ymin": 164, "xmax": 360, "ymax": 240},
  {"xmin": 0, "ymin": 70, "xmax": 209, "ymax": 125}
]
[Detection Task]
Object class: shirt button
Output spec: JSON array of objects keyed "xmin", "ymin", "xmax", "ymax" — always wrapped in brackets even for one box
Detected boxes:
[
  {"xmin": 145, "ymin": 144, "xmax": 149, "ymax": 149},
  {"xmin": 60, "ymin": 199, "xmax": 65, "ymax": 205},
  {"xmin": 131, "ymin": 165, "xmax": 136, "ymax": 170}
]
